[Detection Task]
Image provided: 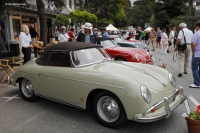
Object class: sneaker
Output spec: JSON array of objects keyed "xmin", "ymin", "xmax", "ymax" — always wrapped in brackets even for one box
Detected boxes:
[
  {"xmin": 184, "ymin": 72, "xmax": 187, "ymax": 74},
  {"xmin": 189, "ymin": 84, "xmax": 200, "ymax": 88},
  {"xmin": 178, "ymin": 73, "xmax": 182, "ymax": 77}
]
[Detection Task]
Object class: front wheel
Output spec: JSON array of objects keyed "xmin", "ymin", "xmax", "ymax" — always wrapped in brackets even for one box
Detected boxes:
[
  {"xmin": 19, "ymin": 78, "xmax": 38, "ymax": 102},
  {"xmin": 94, "ymin": 91, "xmax": 127, "ymax": 128}
]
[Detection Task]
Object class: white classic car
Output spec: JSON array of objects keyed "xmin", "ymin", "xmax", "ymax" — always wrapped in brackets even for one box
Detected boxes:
[{"xmin": 8, "ymin": 42, "xmax": 189, "ymax": 128}]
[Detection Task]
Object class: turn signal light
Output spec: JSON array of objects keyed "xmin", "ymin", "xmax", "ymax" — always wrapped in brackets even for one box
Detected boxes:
[{"xmin": 151, "ymin": 107, "xmax": 157, "ymax": 112}]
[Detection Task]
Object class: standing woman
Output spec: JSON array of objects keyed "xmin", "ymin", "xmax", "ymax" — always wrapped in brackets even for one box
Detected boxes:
[
  {"xmin": 150, "ymin": 28, "xmax": 156, "ymax": 51},
  {"xmin": 58, "ymin": 26, "xmax": 70, "ymax": 42},
  {"xmin": 19, "ymin": 24, "xmax": 33, "ymax": 64},
  {"xmin": 161, "ymin": 28, "xmax": 169, "ymax": 54}
]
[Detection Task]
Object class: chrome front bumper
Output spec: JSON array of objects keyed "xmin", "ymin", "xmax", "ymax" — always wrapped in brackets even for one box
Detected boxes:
[
  {"xmin": 8, "ymin": 74, "xmax": 13, "ymax": 85},
  {"xmin": 136, "ymin": 86, "xmax": 189, "ymax": 122}
]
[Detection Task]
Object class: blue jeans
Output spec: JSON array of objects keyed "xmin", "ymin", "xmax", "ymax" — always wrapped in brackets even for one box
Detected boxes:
[{"xmin": 192, "ymin": 55, "xmax": 200, "ymax": 86}]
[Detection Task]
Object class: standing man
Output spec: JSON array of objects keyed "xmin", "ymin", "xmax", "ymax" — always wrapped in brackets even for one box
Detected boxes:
[
  {"xmin": 174, "ymin": 23, "xmax": 193, "ymax": 77},
  {"xmin": 100, "ymin": 28, "xmax": 110, "ymax": 38},
  {"xmin": 76, "ymin": 22, "xmax": 96, "ymax": 44},
  {"xmin": 29, "ymin": 24, "xmax": 39, "ymax": 58},
  {"xmin": 58, "ymin": 26, "xmax": 70, "ymax": 42},
  {"xmin": 169, "ymin": 28, "xmax": 175, "ymax": 52},
  {"xmin": 189, "ymin": 21, "xmax": 200, "ymax": 88},
  {"xmin": 156, "ymin": 27, "xmax": 162, "ymax": 48},
  {"xmin": 135, "ymin": 27, "xmax": 141, "ymax": 40}
]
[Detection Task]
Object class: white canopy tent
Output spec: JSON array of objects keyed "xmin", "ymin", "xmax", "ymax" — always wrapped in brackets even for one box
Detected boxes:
[
  {"xmin": 106, "ymin": 24, "xmax": 118, "ymax": 31},
  {"xmin": 144, "ymin": 27, "xmax": 152, "ymax": 31}
]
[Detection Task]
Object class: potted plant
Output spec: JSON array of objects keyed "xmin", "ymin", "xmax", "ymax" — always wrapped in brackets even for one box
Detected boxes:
[{"xmin": 185, "ymin": 105, "xmax": 200, "ymax": 133}]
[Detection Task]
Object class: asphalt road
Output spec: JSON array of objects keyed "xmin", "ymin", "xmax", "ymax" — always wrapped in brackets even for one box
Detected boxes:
[{"xmin": 0, "ymin": 47, "xmax": 199, "ymax": 133}]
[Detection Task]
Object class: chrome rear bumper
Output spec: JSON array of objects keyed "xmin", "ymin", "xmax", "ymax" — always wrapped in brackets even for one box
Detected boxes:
[{"xmin": 136, "ymin": 86, "xmax": 190, "ymax": 122}]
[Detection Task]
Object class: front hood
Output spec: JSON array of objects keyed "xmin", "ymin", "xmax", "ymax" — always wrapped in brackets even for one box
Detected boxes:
[
  {"xmin": 110, "ymin": 46, "xmax": 148, "ymax": 57},
  {"xmin": 84, "ymin": 61, "xmax": 171, "ymax": 92}
]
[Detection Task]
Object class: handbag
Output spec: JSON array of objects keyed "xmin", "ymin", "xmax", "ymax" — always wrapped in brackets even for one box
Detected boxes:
[
  {"xmin": 178, "ymin": 30, "xmax": 187, "ymax": 51},
  {"xmin": 164, "ymin": 40, "xmax": 168, "ymax": 46}
]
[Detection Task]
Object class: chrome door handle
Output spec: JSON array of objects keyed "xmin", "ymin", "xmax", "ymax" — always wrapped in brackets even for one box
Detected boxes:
[{"xmin": 38, "ymin": 73, "xmax": 44, "ymax": 77}]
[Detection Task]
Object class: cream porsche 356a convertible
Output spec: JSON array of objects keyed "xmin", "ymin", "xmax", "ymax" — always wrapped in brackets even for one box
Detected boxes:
[{"xmin": 8, "ymin": 42, "xmax": 188, "ymax": 128}]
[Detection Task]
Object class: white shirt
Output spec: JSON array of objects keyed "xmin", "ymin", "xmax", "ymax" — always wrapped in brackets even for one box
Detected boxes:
[
  {"xmin": 19, "ymin": 32, "xmax": 32, "ymax": 48},
  {"xmin": 169, "ymin": 31, "xmax": 174, "ymax": 41},
  {"xmin": 58, "ymin": 33, "xmax": 70, "ymax": 42},
  {"xmin": 178, "ymin": 28, "xmax": 193, "ymax": 44}
]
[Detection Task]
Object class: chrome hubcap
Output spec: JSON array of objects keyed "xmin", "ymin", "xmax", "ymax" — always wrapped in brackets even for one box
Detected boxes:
[
  {"xmin": 97, "ymin": 96, "xmax": 120, "ymax": 122},
  {"xmin": 21, "ymin": 79, "xmax": 34, "ymax": 98}
]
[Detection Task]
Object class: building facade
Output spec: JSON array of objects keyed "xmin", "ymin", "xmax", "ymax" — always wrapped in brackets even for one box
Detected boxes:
[{"xmin": 2, "ymin": 0, "xmax": 77, "ymax": 42}]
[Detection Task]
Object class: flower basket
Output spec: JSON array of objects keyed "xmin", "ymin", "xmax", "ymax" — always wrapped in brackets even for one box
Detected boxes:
[
  {"xmin": 185, "ymin": 117, "xmax": 200, "ymax": 133},
  {"xmin": 185, "ymin": 105, "xmax": 200, "ymax": 133}
]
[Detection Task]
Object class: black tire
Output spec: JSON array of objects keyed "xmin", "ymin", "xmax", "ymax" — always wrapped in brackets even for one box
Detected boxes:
[
  {"xmin": 19, "ymin": 78, "xmax": 38, "ymax": 102},
  {"xmin": 93, "ymin": 91, "xmax": 127, "ymax": 128}
]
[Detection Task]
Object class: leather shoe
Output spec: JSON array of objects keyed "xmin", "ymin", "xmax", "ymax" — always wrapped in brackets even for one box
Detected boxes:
[
  {"xmin": 184, "ymin": 72, "xmax": 187, "ymax": 74},
  {"xmin": 178, "ymin": 73, "xmax": 182, "ymax": 77}
]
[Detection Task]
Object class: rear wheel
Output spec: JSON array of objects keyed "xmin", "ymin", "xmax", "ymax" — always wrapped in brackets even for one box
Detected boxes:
[
  {"xmin": 19, "ymin": 78, "xmax": 38, "ymax": 102},
  {"xmin": 94, "ymin": 91, "xmax": 127, "ymax": 128}
]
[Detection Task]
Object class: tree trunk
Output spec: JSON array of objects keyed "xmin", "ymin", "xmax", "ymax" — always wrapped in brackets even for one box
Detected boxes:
[
  {"xmin": 189, "ymin": 0, "xmax": 194, "ymax": 16},
  {"xmin": 36, "ymin": 0, "xmax": 47, "ymax": 47}
]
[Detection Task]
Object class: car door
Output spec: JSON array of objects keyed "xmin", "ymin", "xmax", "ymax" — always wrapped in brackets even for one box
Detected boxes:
[{"xmin": 35, "ymin": 52, "xmax": 79, "ymax": 105}]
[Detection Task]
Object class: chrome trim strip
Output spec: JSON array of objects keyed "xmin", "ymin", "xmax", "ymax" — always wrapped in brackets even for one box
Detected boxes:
[
  {"xmin": 77, "ymin": 80, "xmax": 124, "ymax": 90},
  {"xmin": 37, "ymin": 94, "xmax": 85, "ymax": 110}
]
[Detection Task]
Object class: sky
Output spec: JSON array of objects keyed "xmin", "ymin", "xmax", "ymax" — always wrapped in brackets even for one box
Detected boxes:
[{"xmin": 130, "ymin": 0, "xmax": 136, "ymax": 5}]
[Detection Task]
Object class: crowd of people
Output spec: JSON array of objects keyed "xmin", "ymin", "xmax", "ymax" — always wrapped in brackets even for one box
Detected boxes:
[{"xmin": 128, "ymin": 22, "xmax": 200, "ymax": 88}]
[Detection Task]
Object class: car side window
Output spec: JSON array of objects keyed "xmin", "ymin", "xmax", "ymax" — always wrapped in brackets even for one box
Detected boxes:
[{"xmin": 47, "ymin": 52, "xmax": 72, "ymax": 67}]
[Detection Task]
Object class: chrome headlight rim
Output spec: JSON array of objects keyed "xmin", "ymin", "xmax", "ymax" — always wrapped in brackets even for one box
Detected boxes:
[
  {"xmin": 169, "ymin": 73, "xmax": 176, "ymax": 88},
  {"xmin": 140, "ymin": 85, "xmax": 151, "ymax": 104},
  {"xmin": 147, "ymin": 52, "xmax": 150, "ymax": 58},
  {"xmin": 135, "ymin": 54, "xmax": 140, "ymax": 61}
]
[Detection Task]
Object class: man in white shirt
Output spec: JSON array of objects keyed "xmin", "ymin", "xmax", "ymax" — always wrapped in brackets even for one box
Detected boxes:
[
  {"xmin": 58, "ymin": 26, "xmax": 70, "ymax": 42},
  {"xmin": 175, "ymin": 23, "xmax": 193, "ymax": 77}
]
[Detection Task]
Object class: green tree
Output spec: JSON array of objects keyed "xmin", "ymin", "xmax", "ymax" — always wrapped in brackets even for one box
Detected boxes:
[
  {"xmin": 130, "ymin": 0, "xmax": 155, "ymax": 28},
  {"xmin": 53, "ymin": 14, "xmax": 70, "ymax": 30},
  {"xmin": 81, "ymin": 0, "xmax": 129, "ymax": 28},
  {"xmin": 69, "ymin": 10, "xmax": 97, "ymax": 24}
]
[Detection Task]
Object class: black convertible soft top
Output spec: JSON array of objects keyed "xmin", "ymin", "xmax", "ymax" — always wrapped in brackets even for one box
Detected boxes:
[{"xmin": 36, "ymin": 42, "xmax": 102, "ymax": 65}]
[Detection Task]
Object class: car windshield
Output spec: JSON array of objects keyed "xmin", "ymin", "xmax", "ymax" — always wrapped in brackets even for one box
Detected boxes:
[
  {"xmin": 100, "ymin": 40, "xmax": 116, "ymax": 48},
  {"xmin": 71, "ymin": 48, "xmax": 109, "ymax": 67},
  {"xmin": 114, "ymin": 38, "xmax": 123, "ymax": 43}
]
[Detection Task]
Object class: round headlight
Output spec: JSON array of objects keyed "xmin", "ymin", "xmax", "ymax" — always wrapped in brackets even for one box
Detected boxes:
[
  {"xmin": 169, "ymin": 73, "xmax": 176, "ymax": 88},
  {"xmin": 140, "ymin": 85, "xmax": 151, "ymax": 104}
]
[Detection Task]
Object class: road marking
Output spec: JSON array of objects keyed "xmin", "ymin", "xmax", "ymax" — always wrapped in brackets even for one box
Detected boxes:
[
  {"xmin": 188, "ymin": 96, "xmax": 199, "ymax": 107},
  {"xmin": 2, "ymin": 94, "xmax": 21, "ymax": 102}
]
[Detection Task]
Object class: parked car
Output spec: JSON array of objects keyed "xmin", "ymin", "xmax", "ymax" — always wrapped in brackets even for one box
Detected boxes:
[
  {"xmin": 8, "ymin": 42, "xmax": 188, "ymax": 128},
  {"xmin": 100, "ymin": 40, "xmax": 153, "ymax": 64},
  {"xmin": 114, "ymin": 37, "xmax": 149, "ymax": 51}
]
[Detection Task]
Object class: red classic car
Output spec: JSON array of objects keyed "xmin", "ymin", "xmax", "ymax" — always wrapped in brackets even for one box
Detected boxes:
[{"xmin": 100, "ymin": 40, "xmax": 153, "ymax": 64}]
